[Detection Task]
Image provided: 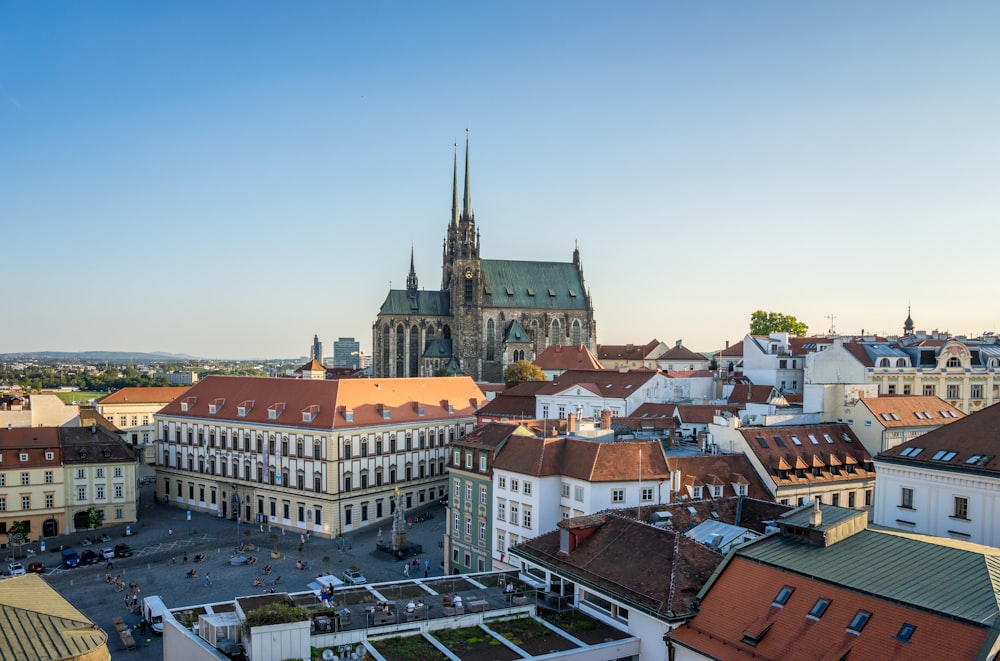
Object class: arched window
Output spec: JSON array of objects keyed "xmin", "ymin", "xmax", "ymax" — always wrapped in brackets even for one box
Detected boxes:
[
  {"xmin": 572, "ymin": 319, "xmax": 582, "ymax": 346},
  {"xmin": 486, "ymin": 319, "xmax": 496, "ymax": 361},
  {"xmin": 395, "ymin": 324, "xmax": 406, "ymax": 377},
  {"xmin": 382, "ymin": 324, "xmax": 391, "ymax": 375},
  {"xmin": 550, "ymin": 318, "xmax": 561, "ymax": 345},
  {"xmin": 896, "ymin": 358, "xmax": 907, "ymax": 367},
  {"xmin": 409, "ymin": 325, "xmax": 420, "ymax": 376},
  {"xmin": 946, "ymin": 357, "xmax": 960, "ymax": 367},
  {"xmin": 879, "ymin": 358, "xmax": 890, "ymax": 367}
]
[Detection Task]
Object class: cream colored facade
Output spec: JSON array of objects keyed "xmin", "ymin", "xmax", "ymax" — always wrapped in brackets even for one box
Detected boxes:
[
  {"xmin": 0, "ymin": 433, "xmax": 67, "ymax": 541},
  {"xmin": 153, "ymin": 376, "xmax": 484, "ymax": 539},
  {"xmin": 97, "ymin": 387, "xmax": 189, "ymax": 464},
  {"xmin": 0, "ymin": 393, "xmax": 80, "ymax": 428}
]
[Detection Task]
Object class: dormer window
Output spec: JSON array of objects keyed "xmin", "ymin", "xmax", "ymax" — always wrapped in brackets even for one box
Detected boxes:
[
  {"xmin": 208, "ymin": 398, "xmax": 225, "ymax": 414},
  {"xmin": 267, "ymin": 402, "xmax": 286, "ymax": 420},
  {"xmin": 179, "ymin": 396, "xmax": 197, "ymax": 412},
  {"xmin": 19, "ymin": 453, "xmax": 28, "ymax": 462},
  {"xmin": 237, "ymin": 400, "xmax": 254, "ymax": 417},
  {"xmin": 302, "ymin": 404, "xmax": 320, "ymax": 423}
]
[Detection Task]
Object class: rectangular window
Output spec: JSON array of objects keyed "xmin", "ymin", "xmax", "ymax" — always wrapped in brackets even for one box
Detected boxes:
[
  {"xmin": 20, "ymin": 472, "xmax": 29, "ymax": 486},
  {"xmin": 848, "ymin": 491, "xmax": 856, "ymax": 508},
  {"xmin": 523, "ymin": 509, "xmax": 532, "ymax": 528},
  {"xmin": 510, "ymin": 479, "xmax": 519, "ymax": 492},
  {"xmin": 479, "ymin": 522, "xmax": 486, "ymax": 541},
  {"xmin": 574, "ymin": 486, "xmax": 584, "ymax": 502},
  {"xmin": 971, "ymin": 384, "xmax": 983, "ymax": 399},
  {"xmin": 847, "ymin": 611, "xmax": 871, "ymax": 634},
  {"xmin": 612, "ymin": 489, "xmax": 625, "ymax": 503},
  {"xmin": 465, "ymin": 518, "xmax": 472, "ymax": 536},
  {"xmin": 465, "ymin": 451, "xmax": 473, "ymax": 469},
  {"xmin": 772, "ymin": 586, "xmax": 794, "ymax": 606},
  {"xmin": 96, "ymin": 486, "xmax": 105, "ymax": 500},
  {"xmin": 0, "ymin": 475, "xmax": 4, "ymax": 487},
  {"xmin": 498, "ymin": 476, "xmax": 506, "ymax": 489},
  {"xmin": 466, "ymin": 483, "xmax": 472, "ymax": 500},
  {"xmin": 497, "ymin": 533, "xmax": 506, "ymax": 552},
  {"xmin": 45, "ymin": 494, "xmax": 53, "ymax": 508},
  {"xmin": 0, "ymin": 497, "xmax": 5, "ymax": 511},
  {"xmin": 523, "ymin": 481, "xmax": 532, "ymax": 496},
  {"xmin": 922, "ymin": 384, "xmax": 935, "ymax": 396},
  {"xmin": 479, "ymin": 455, "xmax": 487, "ymax": 471},
  {"xmin": 480, "ymin": 486, "xmax": 487, "ymax": 505},
  {"xmin": 497, "ymin": 502, "xmax": 506, "ymax": 521},
  {"xmin": 561, "ymin": 483, "xmax": 570, "ymax": 498},
  {"xmin": 115, "ymin": 485, "xmax": 123, "ymax": 499},
  {"xmin": 77, "ymin": 487, "xmax": 86, "ymax": 501},
  {"xmin": 641, "ymin": 487, "xmax": 654, "ymax": 501},
  {"xmin": 22, "ymin": 495, "xmax": 31, "ymax": 510},
  {"xmin": 947, "ymin": 384, "xmax": 960, "ymax": 399},
  {"xmin": 344, "ymin": 507, "xmax": 352, "ymax": 525},
  {"xmin": 954, "ymin": 496, "xmax": 969, "ymax": 520},
  {"xmin": 453, "ymin": 480, "xmax": 460, "ymax": 500},
  {"xmin": 510, "ymin": 505, "xmax": 519, "ymax": 525}
]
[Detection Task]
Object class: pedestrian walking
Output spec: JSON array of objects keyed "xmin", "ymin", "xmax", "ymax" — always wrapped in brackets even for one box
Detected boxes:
[
  {"xmin": 168, "ymin": 529, "xmax": 173, "ymax": 536},
  {"xmin": 424, "ymin": 560, "xmax": 430, "ymax": 573},
  {"xmin": 424, "ymin": 566, "xmax": 429, "ymax": 578},
  {"xmin": 183, "ymin": 552, "xmax": 188, "ymax": 562},
  {"xmin": 106, "ymin": 558, "xmax": 113, "ymax": 570},
  {"xmin": 204, "ymin": 572, "xmax": 212, "ymax": 587},
  {"xmin": 403, "ymin": 563, "xmax": 410, "ymax": 577}
]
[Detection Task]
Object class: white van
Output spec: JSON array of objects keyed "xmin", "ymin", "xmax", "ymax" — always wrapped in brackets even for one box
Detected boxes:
[{"xmin": 142, "ymin": 595, "xmax": 168, "ymax": 634}]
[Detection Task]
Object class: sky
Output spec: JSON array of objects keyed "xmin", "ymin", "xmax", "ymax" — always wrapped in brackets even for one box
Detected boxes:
[{"xmin": 2, "ymin": 2, "xmax": 998, "ymax": 359}]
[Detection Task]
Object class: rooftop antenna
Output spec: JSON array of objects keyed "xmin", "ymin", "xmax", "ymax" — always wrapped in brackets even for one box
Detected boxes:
[
  {"xmin": 637, "ymin": 447, "xmax": 642, "ymax": 521},
  {"xmin": 826, "ymin": 313, "xmax": 836, "ymax": 335}
]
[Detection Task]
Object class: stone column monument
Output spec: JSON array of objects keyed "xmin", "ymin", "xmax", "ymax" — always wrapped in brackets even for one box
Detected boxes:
[{"xmin": 391, "ymin": 488, "xmax": 407, "ymax": 551}]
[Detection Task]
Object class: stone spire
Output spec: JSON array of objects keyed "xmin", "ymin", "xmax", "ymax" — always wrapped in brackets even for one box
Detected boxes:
[
  {"xmin": 462, "ymin": 129, "xmax": 473, "ymax": 222},
  {"xmin": 451, "ymin": 142, "xmax": 459, "ymax": 228},
  {"xmin": 406, "ymin": 244, "xmax": 418, "ymax": 297}
]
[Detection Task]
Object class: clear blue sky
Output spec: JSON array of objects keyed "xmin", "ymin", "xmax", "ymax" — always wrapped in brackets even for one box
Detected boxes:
[{"xmin": 2, "ymin": 2, "xmax": 998, "ymax": 359}]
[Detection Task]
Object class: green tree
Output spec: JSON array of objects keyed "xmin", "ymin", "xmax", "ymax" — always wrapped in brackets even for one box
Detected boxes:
[
  {"xmin": 504, "ymin": 361, "xmax": 546, "ymax": 388},
  {"xmin": 85, "ymin": 507, "xmax": 104, "ymax": 529},
  {"xmin": 750, "ymin": 310, "xmax": 808, "ymax": 336}
]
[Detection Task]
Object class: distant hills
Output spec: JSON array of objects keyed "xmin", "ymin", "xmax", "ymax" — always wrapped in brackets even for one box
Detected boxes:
[{"xmin": 0, "ymin": 351, "xmax": 200, "ymax": 362}]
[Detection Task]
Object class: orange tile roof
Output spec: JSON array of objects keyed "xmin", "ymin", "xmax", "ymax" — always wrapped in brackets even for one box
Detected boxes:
[
  {"xmin": 533, "ymin": 344, "xmax": 603, "ymax": 371},
  {"xmin": 157, "ymin": 375, "xmax": 484, "ymax": 429},
  {"xmin": 878, "ymin": 400, "xmax": 1000, "ymax": 475},
  {"xmin": 669, "ymin": 556, "xmax": 991, "ymax": 660},
  {"xmin": 538, "ymin": 369, "xmax": 661, "ymax": 398},
  {"xmin": 98, "ymin": 386, "xmax": 191, "ymax": 405},
  {"xmin": 859, "ymin": 395, "xmax": 965, "ymax": 428}
]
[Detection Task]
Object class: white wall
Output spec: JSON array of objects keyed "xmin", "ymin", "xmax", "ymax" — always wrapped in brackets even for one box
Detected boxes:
[{"xmin": 873, "ymin": 460, "xmax": 1000, "ymax": 548}]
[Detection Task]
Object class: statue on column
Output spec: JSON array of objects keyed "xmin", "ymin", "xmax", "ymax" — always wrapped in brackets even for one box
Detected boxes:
[{"xmin": 391, "ymin": 487, "xmax": 407, "ymax": 551}]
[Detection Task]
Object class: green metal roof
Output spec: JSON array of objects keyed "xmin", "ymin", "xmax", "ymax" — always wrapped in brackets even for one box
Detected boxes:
[
  {"xmin": 378, "ymin": 290, "xmax": 450, "ymax": 317},
  {"xmin": 738, "ymin": 527, "xmax": 1000, "ymax": 625},
  {"xmin": 481, "ymin": 259, "xmax": 587, "ymax": 310},
  {"xmin": 503, "ymin": 319, "xmax": 531, "ymax": 343},
  {"xmin": 422, "ymin": 338, "xmax": 453, "ymax": 359}
]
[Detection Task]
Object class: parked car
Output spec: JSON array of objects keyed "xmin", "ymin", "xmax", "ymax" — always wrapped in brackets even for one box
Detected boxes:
[
  {"xmin": 61, "ymin": 549, "xmax": 81, "ymax": 568},
  {"xmin": 342, "ymin": 568, "xmax": 367, "ymax": 585},
  {"xmin": 7, "ymin": 562, "xmax": 26, "ymax": 576},
  {"xmin": 438, "ymin": 495, "xmax": 449, "ymax": 506},
  {"xmin": 114, "ymin": 543, "xmax": 134, "ymax": 558},
  {"xmin": 101, "ymin": 548, "xmax": 116, "ymax": 560},
  {"xmin": 27, "ymin": 561, "xmax": 46, "ymax": 574},
  {"xmin": 80, "ymin": 549, "xmax": 100, "ymax": 565}
]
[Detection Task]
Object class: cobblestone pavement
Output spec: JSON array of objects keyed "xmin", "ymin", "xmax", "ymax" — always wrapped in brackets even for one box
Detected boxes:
[{"xmin": 36, "ymin": 486, "xmax": 448, "ymax": 661}]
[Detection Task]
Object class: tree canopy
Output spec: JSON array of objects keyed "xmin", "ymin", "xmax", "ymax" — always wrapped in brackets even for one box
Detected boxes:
[
  {"xmin": 750, "ymin": 310, "xmax": 808, "ymax": 336},
  {"xmin": 503, "ymin": 360, "xmax": 546, "ymax": 388}
]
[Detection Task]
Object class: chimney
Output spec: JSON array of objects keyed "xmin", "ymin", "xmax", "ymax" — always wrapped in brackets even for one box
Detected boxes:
[
  {"xmin": 567, "ymin": 412, "xmax": 576, "ymax": 434},
  {"xmin": 601, "ymin": 409, "xmax": 611, "ymax": 429},
  {"xmin": 809, "ymin": 499, "xmax": 822, "ymax": 527},
  {"xmin": 725, "ymin": 340, "xmax": 730, "ymax": 349},
  {"xmin": 676, "ymin": 339, "xmax": 683, "ymax": 347}
]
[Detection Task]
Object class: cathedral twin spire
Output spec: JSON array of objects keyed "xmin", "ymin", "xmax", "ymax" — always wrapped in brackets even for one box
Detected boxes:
[{"xmin": 452, "ymin": 129, "xmax": 474, "ymax": 226}]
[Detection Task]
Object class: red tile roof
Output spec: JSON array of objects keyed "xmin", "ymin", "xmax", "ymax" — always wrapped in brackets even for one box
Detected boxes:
[
  {"xmin": 538, "ymin": 369, "xmax": 661, "ymax": 399},
  {"xmin": 157, "ymin": 375, "xmax": 484, "ymax": 429},
  {"xmin": 475, "ymin": 380, "xmax": 547, "ymax": 420},
  {"xmin": 669, "ymin": 556, "xmax": 991, "ymax": 660},
  {"xmin": 595, "ymin": 339, "xmax": 661, "ymax": 361},
  {"xmin": 492, "ymin": 435, "xmax": 670, "ymax": 481},
  {"xmin": 727, "ymin": 384, "xmax": 780, "ymax": 405},
  {"xmin": 673, "ymin": 404, "xmax": 741, "ymax": 424},
  {"xmin": 740, "ymin": 424, "xmax": 873, "ymax": 485},
  {"xmin": 97, "ymin": 386, "xmax": 191, "ymax": 405},
  {"xmin": 878, "ymin": 400, "xmax": 1000, "ymax": 475},
  {"xmin": 667, "ymin": 454, "xmax": 772, "ymax": 501},
  {"xmin": 533, "ymin": 344, "xmax": 603, "ymax": 371},
  {"xmin": 659, "ymin": 343, "xmax": 706, "ymax": 362}
]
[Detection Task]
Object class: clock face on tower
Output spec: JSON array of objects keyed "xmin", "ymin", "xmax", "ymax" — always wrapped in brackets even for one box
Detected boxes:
[{"xmin": 465, "ymin": 269, "xmax": 473, "ymax": 279}]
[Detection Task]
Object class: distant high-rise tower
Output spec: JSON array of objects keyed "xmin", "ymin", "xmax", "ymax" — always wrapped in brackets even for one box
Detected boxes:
[
  {"xmin": 333, "ymin": 337, "xmax": 362, "ymax": 369},
  {"xmin": 310, "ymin": 334, "xmax": 323, "ymax": 363}
]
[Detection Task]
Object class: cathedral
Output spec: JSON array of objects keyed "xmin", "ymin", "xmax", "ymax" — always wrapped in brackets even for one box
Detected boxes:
[{"xmin": 373, "ymin": 137, "xmax": 597, "ymax": 383}]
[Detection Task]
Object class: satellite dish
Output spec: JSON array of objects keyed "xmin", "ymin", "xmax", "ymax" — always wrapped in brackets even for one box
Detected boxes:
[{"xmin": 322, "ymin": 650, "xmax": 335, "ymax": 661}]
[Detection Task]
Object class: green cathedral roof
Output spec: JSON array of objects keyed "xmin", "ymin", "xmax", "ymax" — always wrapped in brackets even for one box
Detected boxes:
[
  {"xmin": 378, "ymin": 290, "xmax": 451, "ymax": 317},
  {"xmin": 480, "ymin": 259, "xmax": 587, "ymax": 310}
]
